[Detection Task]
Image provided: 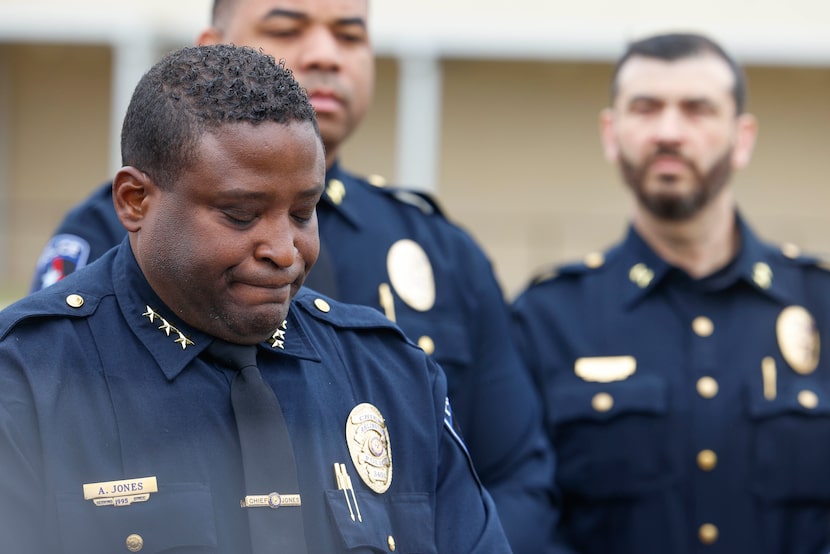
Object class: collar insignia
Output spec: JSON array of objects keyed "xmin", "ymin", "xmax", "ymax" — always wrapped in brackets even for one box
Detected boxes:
[
  {"xmin": 142, "ymin": 306, "xmax": 194, "ymax": 350},
  {"xmin": 270, "ymin": 320, "xmax": 288, "ymax": 349}
]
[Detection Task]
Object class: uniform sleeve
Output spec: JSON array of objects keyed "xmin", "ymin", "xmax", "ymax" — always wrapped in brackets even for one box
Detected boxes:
[
  {"xmin": 511, "ymin": 288, "xmax": 581, "ymax": 554},
  {"xmin": 448, "ymin": 244, "xmax": 561, "ymax": 553},
  {"xmin": 30, "ymin": 182, "xmax": 125, "ymax": 292},
  {"xmin": 0, "ymin": 345, "xmax": 47, "ymax": 552},
  {"xmin": 430, "ymin": 358, "xmax": 513, "ymax": 552}
]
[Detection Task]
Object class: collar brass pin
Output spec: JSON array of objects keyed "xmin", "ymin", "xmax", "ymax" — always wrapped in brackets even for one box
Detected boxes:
[
  {"xmin": 270, "ymin": 320, "xmax": 287, "ymax": 349},
  {"xmin": 142, "ymin": 306, "xmax": 194, "ymax": 350}
]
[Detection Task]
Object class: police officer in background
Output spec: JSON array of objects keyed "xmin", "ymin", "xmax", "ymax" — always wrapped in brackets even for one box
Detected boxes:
[
  {"xmin": 0, "ymin": 43, "xmax": 512, "ymax": 553},
  {"xmin": 512, "ymin": 32, "xmax": 830, "ymax": 553},
  {"xmin": 29, "ymin": 1, "xmax": 557, "ymax": 550}
]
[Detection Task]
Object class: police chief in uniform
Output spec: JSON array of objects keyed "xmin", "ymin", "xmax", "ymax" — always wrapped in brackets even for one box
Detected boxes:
[
  {"xmin": 512, "ymin": 33, "xmax": 830, "ymax": 554},
  {"xmin": 28, "ymin": 2, "xmax": 557, "ymax": 551},
  {"xmin": 0, "ymin": 44, "xmax": 512, "ymax": 553}
]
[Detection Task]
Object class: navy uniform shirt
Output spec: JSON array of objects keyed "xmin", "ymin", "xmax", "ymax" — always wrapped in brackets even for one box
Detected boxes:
[
  {"xmin": 1, "ymin": 239, "xmax": 511, "ymax": 553},
  {"xmin": 512, "ymin": 214, "xmax": 830, "ymax": 554},
  {"xmin": 31, "ymin": 165, "xmax": 558, "ymax": 553}
]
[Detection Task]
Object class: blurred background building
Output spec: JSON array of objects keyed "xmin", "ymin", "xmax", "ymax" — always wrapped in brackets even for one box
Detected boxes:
[{"xmin": 1, "ymin": 0, "xmax": 829, "ymax": 304}]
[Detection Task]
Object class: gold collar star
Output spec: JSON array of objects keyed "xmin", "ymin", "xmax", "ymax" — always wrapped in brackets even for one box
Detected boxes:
[
  {"xmin": 270, "ymin": 320, "xmax": 288, "ymax": 349},
  {"xmin": 142, "ymin": 306, "xmax": 159, "ymax": 323},
  {"xmin": 174, "ymin": 332, "xmax": 195, "ymax": 350},
  {"xmin": 159, "ymin": 320, "xmax": 174, "ymax": 336},
  {"xmin": 142, "ymin": 305, "xmax": 194, "ymax": 350}
]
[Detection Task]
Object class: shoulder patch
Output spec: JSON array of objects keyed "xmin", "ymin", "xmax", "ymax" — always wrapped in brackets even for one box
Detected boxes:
[{"xmin": 32, "ymin": 234, "xmax": 91, "ymax": 291}]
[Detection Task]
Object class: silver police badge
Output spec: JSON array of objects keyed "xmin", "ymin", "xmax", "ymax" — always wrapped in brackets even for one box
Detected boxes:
[
  {"xmin": 346, "ymin": 403, "xmax": 393, "ymax": 494},
  {"xmin": 776, "ymin": 305, "xmax": 820, "ymax": 375},
  {"xmin": 386, "ymin": 239, "xmax": 435, "ymax": 312}
]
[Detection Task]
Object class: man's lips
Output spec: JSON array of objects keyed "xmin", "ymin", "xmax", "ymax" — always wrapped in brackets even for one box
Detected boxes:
[
  {"xmin": 308, "ymin": 91, "xmax": 343, "ymax": 114},
  {"xmin": 650, "ymin": 158, "xmax": 688, "ymax": 172},
  {"xmin": 232, "ymin": 280, "xmax": 295, "ymax": 304},
  {"xmin": 647, "ymin": 154, "xmax": 693, "ymax": 175}
]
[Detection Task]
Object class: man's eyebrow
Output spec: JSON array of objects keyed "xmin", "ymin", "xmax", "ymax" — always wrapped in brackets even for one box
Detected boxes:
[
  {"xmin": 262, "ymin": 9, "xmax": 367, "ymax": 28},
  {"xmin": 262, "ymin": 8, "xmax": 307, "ymax": 21},
  {"xmin": 627, "ymin": 94, "xmax": 662, "ymax": 104},
  {"xmin": 303, "ymin": 183, "xmax": 326, "ymax": 198}
]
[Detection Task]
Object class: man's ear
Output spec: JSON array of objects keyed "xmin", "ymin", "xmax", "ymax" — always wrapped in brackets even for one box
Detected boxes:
[
  {"xmin": 731, "ymin": 113, "xmax": 758, "ymax": 170},
  {"xmin": 196, "ymin": 26, "xmax": 223, "ymax": 47},
  {"xmin": 113, "ymin": 167, "xmax": 155, "ymax": 232},
  {"xmin": 599, "ymin": 108, "xmax": 619, "ymax": 164}
]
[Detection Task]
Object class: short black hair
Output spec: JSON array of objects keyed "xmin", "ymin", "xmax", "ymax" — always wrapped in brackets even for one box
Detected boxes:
[
  {"xmin": 120, "ymin": 43, "xmax": 319, "ymax": 188},
  {"xmin": 610, "ymin": 32, "xmax": 748, "ymax": 115}
]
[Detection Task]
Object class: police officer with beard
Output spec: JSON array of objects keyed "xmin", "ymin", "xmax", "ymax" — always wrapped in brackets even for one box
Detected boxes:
[{"xmin": 513, "ymin": 32, "xmax": 830, "ymax": 554}]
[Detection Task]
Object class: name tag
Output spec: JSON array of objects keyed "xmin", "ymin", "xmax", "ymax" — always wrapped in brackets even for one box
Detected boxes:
[
  {"xmin": 574, "ymin": 356, "xmax": 636, "ymax": 383},
  {"xmin": 83, "ymin": 476, "xmax": 158, "ymax": 507}
]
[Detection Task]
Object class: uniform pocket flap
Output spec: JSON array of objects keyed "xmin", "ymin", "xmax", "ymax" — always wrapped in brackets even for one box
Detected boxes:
[
  {"xmin": 325, "ymin": 490, "xmax": 436, "ymax": 553},
  {"xmin": 550, "ymin": 376, "xmax": 668, "ymax": 425},
  {"xmin": 56, "ymin": 482, "xmax": 218, "ymax": 553}
]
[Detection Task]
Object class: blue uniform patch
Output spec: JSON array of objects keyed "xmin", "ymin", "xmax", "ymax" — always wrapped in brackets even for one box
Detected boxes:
[{"xmin": 32, "ymin": 234, "xmax": 91, "ymax": 291}]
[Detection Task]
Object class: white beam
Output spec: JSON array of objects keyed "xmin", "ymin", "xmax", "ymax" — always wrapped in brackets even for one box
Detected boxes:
[
  {"xmin": 109, "ymin": 34, "xmax": 160, "ymax": 175},
  {"xmin": 0, "ymin": 49, "xmax": 10, "ymax": 280},
  {"xmin": 395, "ymin": 56, "xmax": 443, "ymax": 193}
]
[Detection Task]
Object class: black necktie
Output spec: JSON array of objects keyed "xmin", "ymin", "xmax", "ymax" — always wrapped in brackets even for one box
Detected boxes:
[{"xmin": 206, "ymin": 340, "xmax": 308, "ymax": 554}]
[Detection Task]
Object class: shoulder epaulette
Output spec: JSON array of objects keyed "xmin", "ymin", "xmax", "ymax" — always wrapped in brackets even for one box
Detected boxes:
[
  {"xmin": 294, "ymin": 290, "xmax": 407, "ymax": 337},
  {"xmin": 379, "ymin": 187, "xmax": 445, "ymax": 217},
  {"xmin": 527, "ymin": 251, "xmax": 608, "ymax": 287},
  {"xmin": 775, "ymin": 241, "xmax": 830, "ymax": 271},
  {"xmin": 366, "ymin": 174, "xmax": 388, "ymax": 188},
  {"xmin": 808, "ymin": 255, "xmax": 830, "ymax": 273},
  {"xmin": 0, "ymin": 288, "xmax": 102, "ymax": 340}
]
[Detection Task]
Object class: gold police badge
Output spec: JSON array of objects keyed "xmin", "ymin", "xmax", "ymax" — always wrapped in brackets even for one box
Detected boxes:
[
  {"xmin": 776, "ymin": 305, "xmax": 820, "ymax": 375},
  {"xmin": 386, "ymin": 239, "xmax": 436, "ymax": 312},
  {"xmin": 346, "ymin": 403, "xmax": 393, "ymax": 494}
]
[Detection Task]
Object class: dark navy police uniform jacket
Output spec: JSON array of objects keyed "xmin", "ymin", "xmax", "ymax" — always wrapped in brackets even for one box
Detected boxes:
[
  {"xmin": 30, "ymin": 164, "xmax": 557, "ymax": 553},
  {"xmin": 2, "ymin": 239, "xmax": 512, "ymax": 553},
  {"xmin": 512, "ymin": 214, "xmax": 830, "ymax": 554}
]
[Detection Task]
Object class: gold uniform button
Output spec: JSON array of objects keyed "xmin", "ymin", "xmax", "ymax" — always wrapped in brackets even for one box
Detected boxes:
[
  {"xmin": 798, "ymin": 389, "xmax": 819, "ymax": 409},
  {"xmin": 368, "ymin": 174, "xmax": 388, "ymax": 187},
  {"xmin": 697, "ymin": 449, "xmax": 718, "ymax": 471},
  {"xmin": 782, "ymin": 243, "xmax": 801, "ymax": 259},
  {"xmin": 387, "ymin": 535, "xmax": 396, "ymax": 551},
  {"xmin": 65, "ymin": 294, "xmax": 84, "ymax": 308},
  {"xmin": 698, "ymin": 523, "xmax": 718, "ymax": 545},
  {"xmin": 418, "ymin": 336, "xmax": 435, "ymax": 355},
  {"xmin": 125, "ymin": 534, "xmax": 144, "ymax": 552},
  {"xmin": 584, "ymin": 252, "xmax": 605, "ymax": 269},
  {"xmin": 592, "ymin": 392, "xmax": 614, "ymax": 412},
  {"xmin": 692, "ymin": 316, "xmax": 714, "ymax": 337},
  {"xmin": 313, "ymin": 298, "xmax": 331, "ymax": 313},
  {"xmin": 697, "ymin": 376, "xmax": 719, "ymax": 399}
]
